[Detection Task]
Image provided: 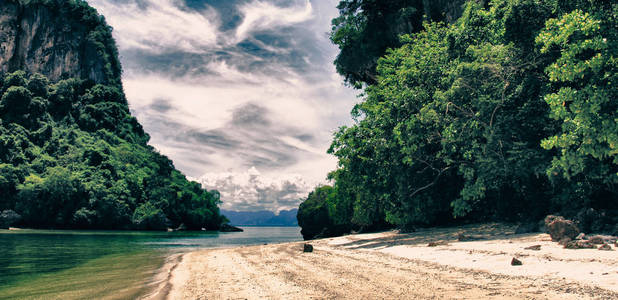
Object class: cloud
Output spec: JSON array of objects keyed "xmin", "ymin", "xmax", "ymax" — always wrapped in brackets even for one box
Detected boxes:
[
  {"xmin": 235, "ymin": 1, "xmax": 314, "ymax": 42},
  {"xmin": 89, "ymin": 0, "xmax": 359, "ymax": 212},
  {"xmin": 199, "ymin": 167, "xmax": 312, "ymax": 212},
  {"xmin": 91, "ymin": 0, "xmax": 219, "ymax": 53}
]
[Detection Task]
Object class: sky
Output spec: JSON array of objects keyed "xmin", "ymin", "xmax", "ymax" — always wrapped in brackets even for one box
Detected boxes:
[{"xmin": 87, "ymin": 0, "xmax": 358, "ymax": 213}]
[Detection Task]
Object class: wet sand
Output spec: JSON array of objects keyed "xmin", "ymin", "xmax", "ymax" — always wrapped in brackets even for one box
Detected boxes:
[{"xmin": 162, "ymin": 224, "xmax": 618, "ymax": 299}]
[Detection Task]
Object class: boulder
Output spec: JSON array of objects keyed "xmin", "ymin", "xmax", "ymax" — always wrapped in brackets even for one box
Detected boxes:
[
  {"xmin": 545, "ymin": 215, "xmax": 580, "ymax": 242},
  {"xmin": 0, "ymin": 210, "xmax": 21, "ymax": 229},
  {"xmin": 564, "ymin": 240, "xmax": 595, "ymax": 249},
  {"xmin": 303, "ymin": 244, "xmax": 314, "ymax": 253},
  {"xmin": 511, "ymin": 258, "xmax": 523, "ymax": 266},
  {"xmin": 598, "ymin": 244, "xmax": 613, "ymax": 251},
  {"xmin": 524, "ymin": 245, "xmax": 541, "ymax": 251},
  {"xmin": 219, "ymin": 224, "xmax": 243, "ymax": 232}
]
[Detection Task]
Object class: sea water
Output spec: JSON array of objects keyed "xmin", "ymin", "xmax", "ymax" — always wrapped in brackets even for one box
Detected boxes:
[{"xmin": 0, "ymin": 227, "xmax": 301, "ymax": 299}]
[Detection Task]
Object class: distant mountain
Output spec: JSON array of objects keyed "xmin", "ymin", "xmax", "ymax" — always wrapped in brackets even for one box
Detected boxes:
[{"xmin": 221, "ymin": 209, "xmax": 298, "ymax": 226}]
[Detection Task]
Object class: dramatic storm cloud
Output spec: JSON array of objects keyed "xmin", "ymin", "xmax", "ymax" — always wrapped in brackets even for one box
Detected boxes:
[{"xmin": 88, "ymin": 0, "xmax": 357, "ymax": 212}]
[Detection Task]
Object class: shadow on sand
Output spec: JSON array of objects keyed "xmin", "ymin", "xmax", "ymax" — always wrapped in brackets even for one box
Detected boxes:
[{"xmin": 332, "ymin": 223, "xmax": 539, "ymax": 250}]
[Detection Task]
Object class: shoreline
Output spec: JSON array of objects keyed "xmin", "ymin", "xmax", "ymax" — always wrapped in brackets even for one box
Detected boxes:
[
  {"xmin": 141, "ymin": 252, "xmax": 184, "ymax": 300},
  {"xmin": 162, "ymin": 223, "xmax": 618, "ymax": 299}
]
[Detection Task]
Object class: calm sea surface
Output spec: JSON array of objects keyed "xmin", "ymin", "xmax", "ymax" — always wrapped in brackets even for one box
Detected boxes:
[{"xmin": 0, "ymin": 227, "xmax": 302, "ymax": 299}]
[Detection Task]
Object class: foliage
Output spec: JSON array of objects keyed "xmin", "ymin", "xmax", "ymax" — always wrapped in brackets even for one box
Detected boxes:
[
  {"xmin": 298, "ymin": 0, "xmax": 618, "ymax": 239},
  {"xmin": 537, "ymin": 8, "xmax": 618, "ymax": 205},
  {"xmin": 330, "ymin": 0, "xmax": 467, "ymax": 87},
  {"xmin": 0, "ymin": 74, "xmax": 224, "ymax": 230}
]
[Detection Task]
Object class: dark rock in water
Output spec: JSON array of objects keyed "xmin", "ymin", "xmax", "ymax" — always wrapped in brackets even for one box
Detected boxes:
[
  {"xmin": 545, "ymin": 215, "xmax": 580, "ymax": 241},
  {"xmin": 524, "ymin": 245, "xmax": 541, "ymax": 251},
  {"xmin": 515, "ymin": 222, "xmax": 539, "ymax": 234},
  {"xmin": 0, "ymin": 210, "xmax": 22, "ymax": 229},
  {"xmin": 564, "ymin": 240, "xmax": 595, "ymax": 249},
  {"xmin": 428, "ymin": 241, "xmax": 449, "ymax": 247},
  {"xmin": 303, "ymin": 244, "xmax": 313, "ymax": 253},
  {"xmin": 219, "ymin": 224, "xmax": 243, "ymax": 232},
  {"xmin": 511, "ymin": 258, "xmax": 523, "ymax": 266},
  {"xmin": 598, "ymin": 244, "xmax": 613, "ymax": 251},
  {"xmin": 588, "ymin": 235, "xmax": 605, "ymax": 245}
]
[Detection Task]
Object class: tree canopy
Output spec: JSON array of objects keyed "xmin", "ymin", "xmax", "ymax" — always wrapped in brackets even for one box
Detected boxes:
[
  {"xmin": 0, "ymin": 71, "xmax": 226, "ymax": 230},
  {"xmin": 299, "ymin": 0, "xmax": 617, "ymax": 239},
  {"xmin": 330, "ymin": 0, "xmax": 467, "ymax": 87}
]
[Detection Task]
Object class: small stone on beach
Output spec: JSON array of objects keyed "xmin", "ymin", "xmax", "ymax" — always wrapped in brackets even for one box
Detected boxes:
[
  {"xmin": 303, "ymin": 244, "xmax": 313, "ymax": 253},
  {"xmin": 524, "ymin": 245, "xmax": 541, "ymax": 251},
  {"xmin": 564, "ymin": 240, "xmax": 595, "ymax": 249},
  {"xmin": 511, "ymin": 258, "xmax": 522, "ymax": 266}
]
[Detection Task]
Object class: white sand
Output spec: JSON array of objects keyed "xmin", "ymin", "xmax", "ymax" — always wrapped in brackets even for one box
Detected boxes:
[{"xmin": 163, "ymin": 223, "xmax": 618, "ymax": 299}]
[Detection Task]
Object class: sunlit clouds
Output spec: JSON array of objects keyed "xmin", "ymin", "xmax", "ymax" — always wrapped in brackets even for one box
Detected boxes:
[{"xmin": 88, "ymin": 0, "xmax": 357, "ymax": 212}]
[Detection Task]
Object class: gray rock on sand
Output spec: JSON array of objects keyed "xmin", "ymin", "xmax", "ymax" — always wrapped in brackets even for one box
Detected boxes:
[
  {"xmin": 524, "ymin": 245, "xmax": 541, "ymax": 251},
  {"xmin": 511, "ymin": 258, "xmax": 523, "ymax": 266},
  {"xmin": 564, "ymin": 240, "xmax": 595, "ymax": 249},
  {"xmin": 544, "ymin": 215, "xmax": 580, "ymax": 242},
  {"xmin": 303, "ymin": 244, "xmax": 314, "ymax": 253},
  {"xmin": 598, "ymin": 244, "xmax": 613, "ymax": 251}
]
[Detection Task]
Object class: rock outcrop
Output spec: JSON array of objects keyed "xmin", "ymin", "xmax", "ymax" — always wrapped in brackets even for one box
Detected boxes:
[
  {"xmin": 0, "ymin": 0, "xmax": 121, "ymax": 85},
  {"xmin": 219, "ymin": 224, "xmax": 244, "ymax": 232},
  {"xmin": 545, "ymin": 215, "xmax": 580, "ymax": 242}
]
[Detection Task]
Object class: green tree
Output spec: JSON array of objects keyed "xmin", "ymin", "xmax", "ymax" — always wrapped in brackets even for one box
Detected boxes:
[{"xmin": 537, "ymin": 7, "xmax": 617, "ymax": 209}]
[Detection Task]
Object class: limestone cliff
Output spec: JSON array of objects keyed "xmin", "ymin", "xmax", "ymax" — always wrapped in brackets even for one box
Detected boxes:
[{"xmin": 0, "ymin": 0, "xmax": 121, "ymax": 85}]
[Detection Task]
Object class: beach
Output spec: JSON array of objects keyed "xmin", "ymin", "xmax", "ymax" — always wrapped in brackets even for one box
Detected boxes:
[{"xmin": 162, "ymin": 223, "xmax": 618, "ymax": 299}]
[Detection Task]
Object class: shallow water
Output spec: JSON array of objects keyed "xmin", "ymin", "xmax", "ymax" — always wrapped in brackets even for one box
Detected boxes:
[{"xmin": 0, "ymin": 227, "xmax": 301, "ymax": 299}]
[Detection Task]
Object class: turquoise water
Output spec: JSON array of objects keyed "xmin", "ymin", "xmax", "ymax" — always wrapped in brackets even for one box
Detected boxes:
[{"xmin": 0, "ymin": 227, "xmax": 302, "ymax": 299}]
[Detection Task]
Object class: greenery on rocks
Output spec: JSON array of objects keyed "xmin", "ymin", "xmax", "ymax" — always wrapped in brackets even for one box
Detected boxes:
[
  {"xmin": 298, "ymin": 0, "xmax": 617, "ymax": 239},
  {"xmin": 0, "ymin": 71, "xmax": 225, "ymax": 230},
  {"xmin": 0, "ymin": 1, "xmax": 225, "ymax": 230},
  {"xmin": 330, "ymin": 0, "xmax": 467, "ymax": 87}
]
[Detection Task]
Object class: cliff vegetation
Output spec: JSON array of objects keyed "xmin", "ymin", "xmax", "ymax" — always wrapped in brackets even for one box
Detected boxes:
[{"xmin": 0, "ymin": 0, "xmax": 226, "ymax": 230}]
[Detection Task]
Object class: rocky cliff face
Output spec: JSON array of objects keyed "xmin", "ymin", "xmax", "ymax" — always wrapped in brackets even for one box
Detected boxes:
[{"xmin": 0, "ymin": 0, "xmax": 121, "ymax": 85}]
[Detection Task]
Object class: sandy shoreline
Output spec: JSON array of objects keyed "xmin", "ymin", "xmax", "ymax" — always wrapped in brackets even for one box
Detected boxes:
[{"xmin": 160, "ymin": 224, "xmax": 618, "ymax": 299}]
